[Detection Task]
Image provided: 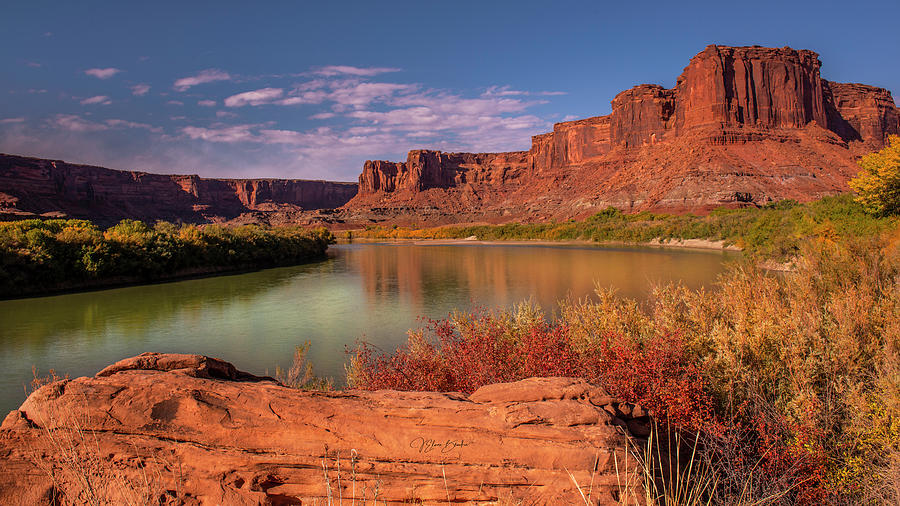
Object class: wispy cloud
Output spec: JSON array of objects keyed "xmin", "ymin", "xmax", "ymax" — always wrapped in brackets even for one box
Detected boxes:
[
  {"xmin": 26, "ymin": 62, "xmax": 42, "ymax": 68},
  {"xmin": 311, "ymin": 65, "xmax": 400, "ymax": 77},
  {"xmin": 482, "ymin": 85, "xmax": 566, "ymax": 97},
  {"xmin": 131, "ymin": 84, "xmax": 151, "ymax": 96},
  {"xmin": 224, "ymin": 88, "xmax": 284, "ymax": 107},
  {"xmin": 167, "ymin": 100, "xmax": 184, "ymax": 106},
  {"xmin": 80, "ymin": 95, "xmax": 112, "ymax": 105},
  {"xmin": 198, "ymin": 99, "xmax": 217, "ymax": 107},
  {"xmin": 173, "ymin": 69, "xmax": 232, "ymax": 91},
  {"xmin": 51, "ymin": 114, "xmax": 163, "ymax": 134},
  {"xmin": 84, "ymin": 68, "xmax": 122, "ymax": 79},
  {"xmin": 309, "ymin": 112, "xmax": 336, "ymax": 120},
  {"xmin": 0, "ymin": 117, "xmax": 26, "ymax": 124},
  {"xmin": 52, "ymin": 114, "xmax": 109, "ymax": 132},
  {"xmin": 182, "ymin": 123, "xmax": 259, "ymax": 143},
  {"xmin": 104, "ymin": 119, "xmax": 163, "ymax": 133}
]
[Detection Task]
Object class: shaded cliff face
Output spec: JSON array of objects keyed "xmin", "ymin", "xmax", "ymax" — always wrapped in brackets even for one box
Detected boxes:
[
  {"xmin": 0, "ymin": 154, "xmax": 358, "ymax": 225},
  {"xmin": 347, "ymin": 44, "xmax": 899, "ymax": 223}
]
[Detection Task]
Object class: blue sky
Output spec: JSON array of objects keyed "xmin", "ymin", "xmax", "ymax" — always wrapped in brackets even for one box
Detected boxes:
[{"xmin": 2, "ymin": 0, "xmax": 898, "ymax": 181}]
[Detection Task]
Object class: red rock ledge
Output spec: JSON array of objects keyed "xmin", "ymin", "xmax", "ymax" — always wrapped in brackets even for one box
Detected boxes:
[{"xmin": 0, "ymin": 353, "xmax": 649, "ymax": 505}]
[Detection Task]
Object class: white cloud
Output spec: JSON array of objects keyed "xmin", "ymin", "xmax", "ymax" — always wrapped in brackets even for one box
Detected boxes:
[
  {"xmin": 104, "ymin": 119, "xmax": 163, "ymax": 133},
  {"xmin": 80, "ymin": 95, "xmax": 112, "ymax": 105},
  {"xmin": 49, "ymin": 114, "xmax": 163, "ymax": 134},
  {"xmin": 198, "ymin": 99, "xmax": 217, "ymax": 107},
  {"xmin": 0, "ymin": 117, "xmax": 25, "ymax": 124},
  {"xmin": 329, "ymin": 82, "xmax": 416, "ymax": 109},
  {"xmin": 278, "ymin": 90, "xmax": 329, "ymax": 106},
  {"xmin": 224, "ymin": 88, "xmax": 284, "ymax": 107},
  {"xmin": 173, "ymin": 69, "xmax": 231, "ymax": 91},
  {"xmin": 84, "ymin": 68, "xmax": 121, "ymax": 79},
  {"xmin": 312, "ymin": 65, "xmax": 400, "ymax": 77},
  {"xmin": 131, "ymin": 84, "xmax": 151, "ymax": 96},
  {"xmin": 483, "ymin": 85, "xmax": 566, "ymax": 97},
  {"xmin": 52, "ymin": 114, "xmax": 109, "ymax": 132},
  {"xmin": 182, "ymin": 124, "xmax": 259, "ymax": 143},
  {"xmin": 483, "ymin": 85, "xmax": 528, "ymax": 97},
  {"xmin": 309, "ymin": 112, "xmax": 336, "ymax": 120},
  {"xmin": 216, "ymin": 110, "xmax": 238, "ymax": 119},
  {"xmin": 167, "ymin": 100, "xmax": 184, "ymax": 106}
]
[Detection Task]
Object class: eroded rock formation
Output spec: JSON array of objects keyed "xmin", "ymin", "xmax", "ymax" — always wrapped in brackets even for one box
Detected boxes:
[
  {"xmin": 345, "ymin": 45, "xmax": 900, "ymax": 224},
  {"xmin": 0, "ymin": 154, "xmax": 358, "ymax": 225},
  {"xmin": 0, "ymin": 353, "xmax": 646, "ymax": 505}
]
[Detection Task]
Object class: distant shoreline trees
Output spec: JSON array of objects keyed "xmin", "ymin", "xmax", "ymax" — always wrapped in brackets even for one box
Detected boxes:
[{"xmin": 0, "ymin": 219, "xmax": 334, "ymax": 298}]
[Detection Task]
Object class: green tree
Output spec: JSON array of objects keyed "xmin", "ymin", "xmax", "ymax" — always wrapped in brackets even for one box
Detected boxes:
[{"xmin": 849, "ymin": 135, "xmax": 900, "ymax": 216}]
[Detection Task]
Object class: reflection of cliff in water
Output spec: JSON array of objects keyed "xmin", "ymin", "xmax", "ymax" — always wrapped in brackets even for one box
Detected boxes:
[
  {"xmin": 348, "ymin": 243, "xmax": 735, "ymax": 316},
  {"xmin": 0, "ymin": 261, "xmax": 331, "ymax": 350}
]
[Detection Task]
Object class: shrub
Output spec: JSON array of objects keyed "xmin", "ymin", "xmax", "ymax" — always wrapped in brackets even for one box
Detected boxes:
[
  {"xmin": 850, "ymin": 135, "xmax": 900, "ymax": 216},
  {"xmin": 346, "ymin": 227, "xmax": 900, "ymax": 504},
  {"xmin": 0, "ymin": 219, "xmax": 335, "ymax": 297}
]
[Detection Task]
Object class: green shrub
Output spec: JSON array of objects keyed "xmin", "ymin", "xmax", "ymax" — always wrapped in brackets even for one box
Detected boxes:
[{"xmin": 0, "ymin": 219, "xmax": 334, "ymax": 297}]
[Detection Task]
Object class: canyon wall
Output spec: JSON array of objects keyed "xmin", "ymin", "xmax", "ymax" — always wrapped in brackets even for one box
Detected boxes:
[
  {"xmin": 347, "ymin": 45, "xmax": 900, "ymax": 223},
  {"xmin": 0, "ymin": 154, "xmax": 357, "ymax": 224}
]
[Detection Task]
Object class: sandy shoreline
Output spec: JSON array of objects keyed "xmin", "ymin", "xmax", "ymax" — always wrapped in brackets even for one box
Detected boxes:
[{"xmin": 344, "ymin": 236, "xmax": 742, "ymax": 252}]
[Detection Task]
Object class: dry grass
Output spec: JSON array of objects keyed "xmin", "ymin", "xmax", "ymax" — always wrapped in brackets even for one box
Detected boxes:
[{"xmin": 26, "ymin": 376, "xmax": 181, "ymax": 505}]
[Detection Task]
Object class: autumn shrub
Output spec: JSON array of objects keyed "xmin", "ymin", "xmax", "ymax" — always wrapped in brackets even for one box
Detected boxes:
[
  {"xmin": 850, "ymin": 135, "xmax": 900, "ymax": 216},
  {"xmin": 347, "ymin": 226, "xmax": 900, "ymax": 504},
  {"xmin": 347, "ymin": 302, "xmax": 719, "ymax": 433}
]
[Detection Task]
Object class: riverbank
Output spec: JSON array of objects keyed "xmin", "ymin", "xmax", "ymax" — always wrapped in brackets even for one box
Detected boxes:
[
  {"xmin": 352, "ymin": 236, "xmax": 742, "ymax": 252},
  {"xmin": 348, "ymin": 195, "xmax": 897, "ymax": 260},
  {"xmin": 0, "ymin": 219, "xmax": 335, "ymax": 299}
]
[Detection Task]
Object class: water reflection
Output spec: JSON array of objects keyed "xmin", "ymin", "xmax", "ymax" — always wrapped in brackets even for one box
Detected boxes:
[{"xmin": 0, "ymin": 242, "xmax": 736, "ymax": 414}]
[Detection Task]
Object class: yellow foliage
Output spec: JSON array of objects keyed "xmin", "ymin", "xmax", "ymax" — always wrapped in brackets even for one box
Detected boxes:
[{"xmin": 849, "ymin": 135, "xmax": 900, "ymax": 216}]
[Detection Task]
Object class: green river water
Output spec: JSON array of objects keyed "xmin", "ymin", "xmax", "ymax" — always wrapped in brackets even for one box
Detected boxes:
[{"xmin": 0, "ymin": 242, "xmax": 737, "ymax": 414}]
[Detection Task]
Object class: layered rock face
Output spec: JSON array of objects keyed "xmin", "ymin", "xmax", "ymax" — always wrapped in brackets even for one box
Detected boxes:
[
  {"xmin": 0, "ymin": 353, "xmax": 646, "ymax": 504},
  {"xmin": 346, "ymin": 45, "xmax": 900, "ymax": 223},
  {"xmin": 0, "ymin": 154, "xmax": 358, "ymax": 225}
]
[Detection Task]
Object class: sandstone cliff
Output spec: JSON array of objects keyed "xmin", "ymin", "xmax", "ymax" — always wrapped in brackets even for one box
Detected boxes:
[
  {"xmin": 345, "ymin": 45, "xmax": 900, "ymax": 224},
  {"xmin": 0, "ymin": 353, "xmax": 646, "ymax": 504},
  {"xmin": 0, "ymin": 154, "xmax": 358, "ymax": 225}
]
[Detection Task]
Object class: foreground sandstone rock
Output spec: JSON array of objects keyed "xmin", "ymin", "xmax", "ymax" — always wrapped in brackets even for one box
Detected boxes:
[{"xmin": 0, "ymin": 353, "xmax": 648, "ymax": 505}]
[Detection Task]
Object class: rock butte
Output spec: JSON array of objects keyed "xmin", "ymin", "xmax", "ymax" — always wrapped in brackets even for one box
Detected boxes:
[
  {"xmin": 0, "ymin": 44, "xmax": 898, "ymax": 226},
  {"xmin": 345, "ymin": 45, "xmax": 899, "ymax": 224},
  {"xmin": 0, "ymin": 353, "xmax": 649, "ymax": 504}
]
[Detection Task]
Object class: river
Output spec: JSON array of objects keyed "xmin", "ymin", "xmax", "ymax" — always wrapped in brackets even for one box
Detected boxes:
[{"xmin": 0, "ymin": 242, "xmax": 738, "ymax": 414}]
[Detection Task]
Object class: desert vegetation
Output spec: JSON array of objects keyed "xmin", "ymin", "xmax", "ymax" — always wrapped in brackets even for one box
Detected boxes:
[
  {"xmin": 353, "ymin": 193, "xmax": 898, "ymax": 261},
  {"xmin": 0, "ymin": 219, "xmax": 334, "ymax": 298},
  {"xmin": 344, "ymin": 226, "xmax": 900, "ymax": 503}
]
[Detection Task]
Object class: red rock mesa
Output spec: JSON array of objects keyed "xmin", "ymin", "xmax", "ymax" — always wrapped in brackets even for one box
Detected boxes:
[{"xmin": 344, "ymin": 45, "xmax": 899, "ymax": 224}]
